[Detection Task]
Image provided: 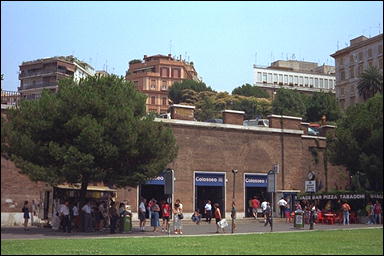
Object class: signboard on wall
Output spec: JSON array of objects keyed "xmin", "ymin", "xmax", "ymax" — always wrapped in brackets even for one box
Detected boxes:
[
  {"xmin": 195, "ymin": 173, "xmax": 225, "ymax": 187},
  {"xmin": 245, "ymin": 174, "xmax": 268, "ymax": 188},
  {"xmin": 145, "ymin": 175, "xmax": 165, "ymax": 185},
  {"xmin": 305, "ymin": 180, "xmax": 316, "ymax": 193}
]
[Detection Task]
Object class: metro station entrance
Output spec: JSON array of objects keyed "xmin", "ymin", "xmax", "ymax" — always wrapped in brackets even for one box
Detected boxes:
[
  {"xmin": 244, "ymin": 173, "xmax": 269, "ymax": 217},
  {"xmin": 139, "ymin": 176, "xmax": 167, "ymax": 218},
  {"xmin": 194, "ymin": 172, "xmax": 225, "ymax": 218}
]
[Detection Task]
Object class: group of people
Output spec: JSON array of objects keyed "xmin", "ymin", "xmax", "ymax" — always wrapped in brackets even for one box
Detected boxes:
[{"xmin": 365, "ymin": 201, "xmax": 382, "ymax": 225}]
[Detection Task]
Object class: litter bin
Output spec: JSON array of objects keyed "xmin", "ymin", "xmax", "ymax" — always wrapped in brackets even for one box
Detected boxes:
[
  {"xmin": 294, "ymin": 209, "xmax": 304, "ymax": 229},
  {"xmin": 122, "ymin": 215, "xmax": 132, "ymax": 232}
]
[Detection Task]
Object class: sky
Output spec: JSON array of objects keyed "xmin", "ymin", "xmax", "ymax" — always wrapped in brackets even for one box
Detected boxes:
[{"xmin": 1, "ymin": 1, "xmax": 383, "ymax": 93}]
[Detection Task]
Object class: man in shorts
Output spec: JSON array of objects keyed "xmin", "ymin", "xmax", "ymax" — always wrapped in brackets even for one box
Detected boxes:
[{"xmin": 138, "ymin": 198, "xmax": 146, "ymax": 231}]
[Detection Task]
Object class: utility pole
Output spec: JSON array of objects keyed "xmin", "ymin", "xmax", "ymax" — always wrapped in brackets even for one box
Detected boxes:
[{"xmin": 231, "ymin": 169, "xmax": 238, "ymax": 233}]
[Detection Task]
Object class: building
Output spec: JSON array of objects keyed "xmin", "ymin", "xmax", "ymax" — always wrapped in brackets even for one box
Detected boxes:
[
  {"xmin": 253, "ymin": 60, "xmax": 336, "ymax": 98},
  {"xmin": 331, "ymin": 34, "xmax": 383, "ymax": 110},
  {"xmin": 1, "ymin": 104, "xmax": 350, "ymax": 225},
  {"xmin": 125, "ymin": 54, "xmax": 199, "ymax": 114},
  {"xmin": 18, "ymin": 56, "xmax": 95, "ymax": 100}
]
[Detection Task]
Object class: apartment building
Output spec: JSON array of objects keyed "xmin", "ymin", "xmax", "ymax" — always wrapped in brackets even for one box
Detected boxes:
[
  {"xmin": 253, "ymin": 60, "xmax": 336, "ymax": 98},
  {"xmin": 18, "ymin": 56, "xmax": 95, "ymax": 100},
  {"xmin": 125, "ymin": 54, "xmax": 199, "ymax": 114},
  {"xmin": 331, "ymin": 34, "xmax": 383, "ymax": 110}
]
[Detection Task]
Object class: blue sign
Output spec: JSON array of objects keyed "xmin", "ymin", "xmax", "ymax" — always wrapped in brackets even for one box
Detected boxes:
[
  {"xmin": 245, "ymin": 174, "xmax": 268, "ymax": 188},
  {"xmin": 195, "ymin": 173, "xmax": 225, "ymax": 187},
  {"xmin": 145, "ymin": 175, "xmax": 165, "ymax": 185}
]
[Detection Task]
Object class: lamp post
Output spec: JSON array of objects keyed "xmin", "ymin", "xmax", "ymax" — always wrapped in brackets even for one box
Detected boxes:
[{"xmin": 231, "ymin": 169, "xmax": 238, "ymax": 233}]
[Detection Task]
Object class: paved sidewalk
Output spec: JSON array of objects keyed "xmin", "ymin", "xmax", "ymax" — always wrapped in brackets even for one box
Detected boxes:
[{"xmin": 1, "ymin": 219, "xmax": 382, "ymax": 240}]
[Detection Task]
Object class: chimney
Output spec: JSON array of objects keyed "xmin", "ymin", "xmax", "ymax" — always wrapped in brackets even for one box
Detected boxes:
[
  {"xmin": 144, "ymin": 55, "xmax": 147, "ymax": 59},
  {"xmin": 319, "ymin": 125, "xmax": 336, "ymax": 137},
  {"xmin": 170, "ymin": 104, "xmax": 195, "ymax": 121},
  {"xmin": 222, "ymin": 110, "xmax": 245, "ymax": 125},
  {"xmin": 267, "ymin": 114, "xmax": 302, "ymax": 130}
]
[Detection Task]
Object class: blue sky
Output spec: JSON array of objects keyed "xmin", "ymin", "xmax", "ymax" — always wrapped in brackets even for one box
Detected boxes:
[{"xmin": 1, "ymin": 1, "xmax": 383, "ymax": 92}]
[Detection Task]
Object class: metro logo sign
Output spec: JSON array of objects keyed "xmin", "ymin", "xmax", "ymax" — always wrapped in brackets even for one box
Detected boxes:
[
  {"xmin": 245, "ymin": 174, "xmax": 268, "ymax": 188},
  {"xmin": 195, "ymin": 173, "xmax": 225, "ymax": 186}
]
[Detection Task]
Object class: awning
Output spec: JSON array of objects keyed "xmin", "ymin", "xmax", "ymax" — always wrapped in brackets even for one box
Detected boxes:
[{"xmin": 55, "ymin": 184, "xmax": 117, "ymax": 192}]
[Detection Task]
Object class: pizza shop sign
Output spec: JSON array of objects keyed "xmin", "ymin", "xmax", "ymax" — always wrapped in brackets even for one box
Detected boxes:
[{"xmin": 296, "ymin": 194, "xmax": 366, "ymax": 200}]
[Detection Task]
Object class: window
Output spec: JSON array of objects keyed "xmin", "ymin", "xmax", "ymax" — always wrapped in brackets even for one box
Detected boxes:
[
  {"xmin": 340, "ymin": 70, "xmax": 345, "ymax": 81},
  {"xmin": 160, "ymin": 67, "xmax": 169, "ymax": 77},
  {"xmin": 257, "ymin": 72, "xmax": 262, "ymax": 82},
  {"xmin": 299, "ymin": 76, "xmax": 303, "ymax": 86},
  {"xmin": 379, "ymin": 44, "xmax": 383, "ymax": 54},
  {"xmin": 304, "ymin": 77, "xmax": 308, "ymax": 86},
  {"xmin": 358, "ymin": 52, "xmax": 363, "ymax": 61},
  {"xmin": 289, "ymin": 75, "xmax": 293, "ymax": 85},
  {"xmin": 162, "ymin": 97, "xmax": 167, "ymax": 106},
  {"xmin": 319, "ymin": 79, "xmax": 323, "ymax": 88},
  {"xmin": 357, "ymin": 64, "xmax": 363, "ymax": 75},
  {"xmin": 349, "ymin": 66, "xmax": 355, "ymax": 78},
  {"xmin": 315, "ymin": 78, "xmax": 319, "ymax": 87},
  {"xmin": 268, "ymin": 73, "xmax": 272, "ymax": 83},
  {"xmin": 309, "ymin": 78, "xmax": 314, "ymax": 86},
  {"xmin": 294, "ymin": 76, "xmax": 298, "ymax": 85},
  {"xmin": 349, "ymin": 55, "xmax": 354, "ymax": 64},
  {"xmin": 284, "ymin": 75, "xmax": 288, "ymax": 84},
  {"xmin": 161, "ymin": 85, "xmax": 167, "ymax": 90},
  {"xmin": 151, "ymin": 96, "xmax": 156, "ymax": 105},
  {"xmin": 279, "ymin": 74, "xmax": 283, "ymax": 84},
  {"xmin": 339, "ymin": 57, "xmax": 344, "ymax": 65},
  {"xmin": 324, "ymin": 79, "xmax": 328, "ymax": 89},
  {"xmin": 151, "ymin": 80, "xmax": 156, "ymax": 90},
  {"xmin": 368, "ymin": 48, "xmax": 372, "ymax": 58},
  {"xmin": 172, "ymin": 68, "xmax": 181, "ymax": 78},
  {"xmin": 273, "ymin": 74, "xmax": 278, "ymax": 84},
  {"xmin": 368, "ymin": 59, "xmax": 373, "ymax": 67},
  {"xmin": 263, "ymin": 73, "xmax": 267, "ymax": 83},
  {"xmin": 340, "ymin": 87, "xmax": 345, "ymax": 96}
]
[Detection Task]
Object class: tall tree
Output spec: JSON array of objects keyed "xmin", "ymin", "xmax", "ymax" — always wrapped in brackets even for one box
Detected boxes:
[
  {"xmin": 357, "ymin": 65, "xmax": 383, "ymax": 100},
  {"xmin": 3, "ymin": 75, "xmax": 178, "ymax": 204},
  {"xmin": 232, "ymin": 83, "xmax": 270, "ymax": 99},
  {"xmin": 327, "ymin": 94, "xmax": 383, "ymax": 191},
  {"xmin": 168, "ymin": 80, "xmax": 213, "ymax": 104},
  {"xmin": 305, "ymin": 91, "xmax": 341, "ymax": 122},
  {"xmin": 272, "ymin": 88, "xmax": 306, "ymax": 117}
]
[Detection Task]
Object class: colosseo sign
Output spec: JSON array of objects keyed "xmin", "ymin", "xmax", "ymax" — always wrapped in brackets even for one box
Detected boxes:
[
  {"xmin": 195, "ymin": 173, "xmax": 225, "ymax": 187},
  {"xmin": 245, "ymin": 174, "xmax": 268, "ymax": 188},
  {"xmin": 145, "ymin": 175, "xmax": 165, "ymax": 185}
]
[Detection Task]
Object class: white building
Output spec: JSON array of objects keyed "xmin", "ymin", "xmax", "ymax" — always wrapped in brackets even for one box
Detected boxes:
[{"xmin": 253, "ymin": 60, "xmax": 336, "ymax": 98}]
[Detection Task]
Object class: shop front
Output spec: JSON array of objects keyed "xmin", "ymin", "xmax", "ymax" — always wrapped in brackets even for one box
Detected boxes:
[
  {"xmin": 194, "ymin": 172, "xmax": 226, "ymax": 218},
  {"xmin": 244, "ymin": 173, "xmax": 268, "ymax": 217}
]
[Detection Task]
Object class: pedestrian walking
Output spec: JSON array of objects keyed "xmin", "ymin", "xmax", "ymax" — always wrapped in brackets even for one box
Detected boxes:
[
  {"xmin": 373, "ymin": 201, "xmax": 382, "ymax": 224},
  {"xmin": 21, "ymin": 201, "xmax": 30, "ymax": 231},
  {"xmin": 366, "ymin": 201, "xmax": 375, "ymax": 224},
  {"xmin": 173, "ymin": 202, "xmax": 183, "ymax": 235},
  {"xmin": 204, "ymin": 200, "xmax": 212, "ymax": 223},
  {"xmin": 278, "ymin": 197, "xmax": 288, "ymax": 218},
  {"xmin": 138, "ymin": 198, "xmax": 147, "ymax": 231},
  {"xmin": 261, "ymin": 199, "xmax": 268, "ymax": 223},
  {"xmin": 341, "ymin": 201, "xmax": 351, "ymax": 225},
  {"xmin": 150, "ymin": 200, "xmax": 160, "ymax": 232},
  {"xmin": 59, "ymin": 201, "xmax": 71, "ymax": 233},
  {"xmin": 264, "ymin": 202, "xmax": 272, "ymax": 229},
  {"xmin": 214, "ymin": 203, "xmax": 225, "ymax": 233},
  {"xmin": 81, "ymin": 201, "xmax": 92, "ymax": 232},
  {"xmin": 109, "ymin": 202, "xmax": 118, "ymax": 234},
  {"xmin": 72, "ymin": 203, "xmax": 80, "ymax": 231},
  {"xmin": 251, "ymin": 196, "xmax": 260, "ymax": 219}
]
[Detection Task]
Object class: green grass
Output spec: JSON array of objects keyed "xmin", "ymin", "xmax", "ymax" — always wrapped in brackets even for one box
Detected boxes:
[{"xmin": 1, "ymin": 228, "xmax": 383, "ymax": 255}]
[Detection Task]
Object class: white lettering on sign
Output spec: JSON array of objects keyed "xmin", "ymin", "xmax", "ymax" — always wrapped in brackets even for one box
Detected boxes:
[
  {"xmin": 149, "ymin": 176, "xmax": 164, "ymax": 181},
  {"xmin": 245, "ymin": 178, "xmax": 266, "ymax": 183},
  {"xmin": 196, "ymin": 177, "xmax": 220, "ymax": 183}
]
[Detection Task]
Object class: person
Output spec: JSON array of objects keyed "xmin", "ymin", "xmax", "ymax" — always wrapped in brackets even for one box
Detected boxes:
[
  {"xmin": 22, "ymin": 201, "xmax": 30, "ymax": 231},
  {"xmin": 81, "ymin": 201, "xmax": 92, "ymax": 232},
  {"xmin": 98, "ymin": 202, "xmax": 107, "ymax": 231},
  {"xmin": 264, "ymin": 202, "xmax": 272, "ymax": 229},
  {"xmin": 366, "ymin": 201, "xmax": 375, "ymax": 224},
  {"xmin": 341, "ymin": 201, "xmax": 351, "ymax": 225},
  {"xmin": 173, "ymin": 202, "xmax": 183, "ymax": 234},
  {"xmin": 147, "ymin": 199, "xmax": 154, "ymax": 223},
  {"xmin": 150, "ymin": 200, "xmax": 160, "ymax": 232},
  {"xmin": 118, "ymin": 203, "xmax": 127, "ymax": 233},
  {"xmin": 373, "ymin": 201, "xmax": 382, "ymax": 224},
  {"xmin": 108, "ymin": 202, "xmax": 118, "ymax": 234},
  {"xmin": 175, "ymin": 199, "xmax": 183, "ymax": 211},
  {"xmin": 59, "ymin": 201, "xmax": 71, "ymax": 233},
  {"xmin": 214, "ymin": 203, "xmax": 225, "ymax": 233},
  {"xmin": 72, "ymin": 203, "xmax": 80, "ymax": 231},
  {"xmin": 277, "ymin": 197, "xmax": 288, "ymax": 218},
  {"xmin": 285, "ymin": 203, "xmax": 291, "ymax": 223},
  {"xmin": 192, "ymin": 209, "xmax": 201, "ymax": 225},
  {"xmin": 204, "ymin": 200, "xmax": 212, "ymax": 223},
  {"xmin": 261, "ymin": 199, "xmax": 268, "ymax": 223},
  {"xmin": 138, "ymin": 198, "xmax": 147, "ymax": 231},
  {"xmin": 161, "ymin": 200, "xmax": 171, "ymax": 232},
  {"xmin": 251, "ymin": 196, "xmax": 260, "ymax": 219},
  {"xmin": 295, "ymin": 202, "xmax": 302, "ymax": 210}
]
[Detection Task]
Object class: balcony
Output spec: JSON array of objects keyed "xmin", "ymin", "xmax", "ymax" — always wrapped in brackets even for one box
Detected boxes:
[
  {"xmin": 1, "ymin": 90, "xmax": 21, "ymax": 108},
  {"xmin": 21, "ymin": 82, "xmax": 58, "ymax": 90}
]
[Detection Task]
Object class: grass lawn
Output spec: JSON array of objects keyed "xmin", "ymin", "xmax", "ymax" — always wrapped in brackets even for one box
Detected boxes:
[{"xmin": 1, "ymin": 228, "xmax": 383, "ymax": 255}]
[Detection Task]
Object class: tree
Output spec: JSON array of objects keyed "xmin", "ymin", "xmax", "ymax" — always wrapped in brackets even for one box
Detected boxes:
[
  {"xmin": 305, "ymin": 92, "xmax": 341, "ymax": 122},
  {"xmin": 272, "ymin": 88, "xmax": 306, "ymax": 117},
  {"xmin": 3, "ymin": 75, "xmax": 178, "ymax": 204},
  {"xmin": 357, "ymin": 65, "xmax": 383, "ymax": 100},
  {"xmin": 327, "ymin": 94, "xmax": 383, "ymax": 191},
  {"xmin": 232, "ymin": 83, "xmax": 270, "ymax": 99},
  {"xmin": 168, "ymin": 80, "xmax": 213, "ymax": 104}
]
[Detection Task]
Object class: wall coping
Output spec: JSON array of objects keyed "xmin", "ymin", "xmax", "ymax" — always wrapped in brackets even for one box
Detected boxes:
[
  {"xmin": 321, "ymin": 125, "xmax": 337, "ymax": 128},
  {"xmin": 267, "ymin": 114, "xmax": 303, "ymax": 121},
  {"xmin": 221, "ymin": 109, "xmax": 245, "ymax": 114},
  {"xmin": 170, "ymin": 104, "xmax": 195, "ymax": 109},
  {"xmin": 155, "ymin": 118, "xmax": 304, "ymax": 135},
  {"xmin": 301, "ymin": 135, "xmax": 327, "ymax": 140}
]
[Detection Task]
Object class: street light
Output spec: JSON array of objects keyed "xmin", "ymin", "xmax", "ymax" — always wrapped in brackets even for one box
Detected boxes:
[{"xmin": 231, "ymin": 169, "xmax": 238, "ymax": 233}]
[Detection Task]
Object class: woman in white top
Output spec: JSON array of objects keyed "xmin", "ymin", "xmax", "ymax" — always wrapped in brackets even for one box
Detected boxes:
[
  {"xmin": 204, "ymin": 200, "xmax": 212, "ymax": 223},
  {"xmin": 173, "ymin": 200, "xmax": 183, "ymax": 235}
]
